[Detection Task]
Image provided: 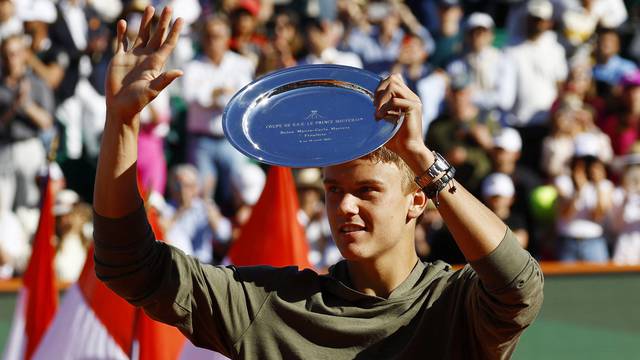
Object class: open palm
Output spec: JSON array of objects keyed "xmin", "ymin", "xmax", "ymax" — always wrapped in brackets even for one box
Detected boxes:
[{"xmin": 106, "ymin": 6, "xmax": 183, "ymax": 122}]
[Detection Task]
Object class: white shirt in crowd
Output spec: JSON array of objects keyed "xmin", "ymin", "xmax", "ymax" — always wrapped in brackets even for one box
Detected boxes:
[
  {"xmin": 554, "ymin": 175, "xmax": 613, "ymax": 239},
  {"xmin": 506, "ymin": 31, "xmax": 568, "ymax": 126},
  {"xmin": 182, "ymin": 51, "xmax": 254, "ymax": 136},
  {"xmin": 302, "ymin": 48, "xmax": 363, "ymax": 68},
  {"xmin": 447, "ymin": 47, "xmax": 516, "ymax": 113},
  {"xmin": 610, "ymin": 188, "xmax": 640, "ymax": 265},
  {"xmin": 555, "ymin": 0, "xmax": 628, "ymax": 29}
]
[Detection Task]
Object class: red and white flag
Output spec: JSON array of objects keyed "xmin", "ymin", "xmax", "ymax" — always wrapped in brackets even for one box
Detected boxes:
[
  {"xmin": 28, "ymin": 206, "xmax": 226, "ymax": 359},
  {"xmin": 3, "ymin": 176, "xmax": 58, "ymax": 360}
]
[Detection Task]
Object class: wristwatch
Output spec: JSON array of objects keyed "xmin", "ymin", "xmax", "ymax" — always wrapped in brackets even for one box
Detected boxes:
[{"xmin": 414, "ymin": 151, "xmax": 450, "ymax": 189}]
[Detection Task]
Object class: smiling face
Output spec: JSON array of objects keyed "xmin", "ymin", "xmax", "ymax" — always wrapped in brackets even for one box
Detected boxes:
[{"xmin": 323, "ymin": 157, "xmax": 423, "ymax": 262}]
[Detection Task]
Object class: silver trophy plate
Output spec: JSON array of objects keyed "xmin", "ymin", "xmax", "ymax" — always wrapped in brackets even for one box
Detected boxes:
[{"xmin": 222, "ymin": 64, "xmax": 402, "ymax": 167}]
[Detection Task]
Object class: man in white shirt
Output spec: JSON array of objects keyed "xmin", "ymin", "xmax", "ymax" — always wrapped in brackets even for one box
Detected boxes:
[
  {"xmin": 447, "ymin": 13, "xmax": 516, "ymax": 115},
  {"xmin": 506, "ymin": 0, "xmax": 568, "ymax": 127},
  {"xmin": 181, "ymin": 14, "xmax": 254, "ymax": 213},
  {"xmin": 505, "ymin": 0, "xmax": 568, "ymax": 170}
]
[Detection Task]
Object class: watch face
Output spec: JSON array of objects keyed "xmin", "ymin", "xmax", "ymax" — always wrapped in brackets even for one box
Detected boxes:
[
  {"xmin": 222, "ymin": 64, "xmax": 404, "ymax": 167},
  {"xmin": 428, "ymin": 153, "xmax": 449, "ymax": 177}
]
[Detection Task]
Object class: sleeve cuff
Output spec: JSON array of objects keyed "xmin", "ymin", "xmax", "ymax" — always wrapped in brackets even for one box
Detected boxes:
[{"xmin": 469, "ymin": 228, "xmax": 531, "ymax": 291}]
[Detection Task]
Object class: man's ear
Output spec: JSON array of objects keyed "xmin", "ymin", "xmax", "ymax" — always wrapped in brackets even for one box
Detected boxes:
[{"xmin": 407, "ymin": 189, "xmax": 428, "ymax": 220}]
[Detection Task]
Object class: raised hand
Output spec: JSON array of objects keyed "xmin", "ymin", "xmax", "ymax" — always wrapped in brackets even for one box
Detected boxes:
[
  {"xmin": 106, "ymin": 6, "xmax": 183, "ymax": 122},
  {"xmin": 374, "ymin": 74, "xmax": 429, "ymax": 167}
]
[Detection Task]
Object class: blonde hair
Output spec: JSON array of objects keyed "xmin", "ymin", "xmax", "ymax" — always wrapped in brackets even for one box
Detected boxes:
[{"xmin": 361, "ymin": 146, "xmax": 418, "ymax": 193}]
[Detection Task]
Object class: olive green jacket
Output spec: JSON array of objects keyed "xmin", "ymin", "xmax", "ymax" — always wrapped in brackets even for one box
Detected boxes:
[{"xmin": 94, "ymin": 206, "xmax": 543, "ymax": 359}]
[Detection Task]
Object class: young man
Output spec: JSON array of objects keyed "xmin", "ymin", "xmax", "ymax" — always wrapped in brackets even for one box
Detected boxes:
[{"xmin": 94, "ymin": 7, "xmax": 543, "ymax": 359}]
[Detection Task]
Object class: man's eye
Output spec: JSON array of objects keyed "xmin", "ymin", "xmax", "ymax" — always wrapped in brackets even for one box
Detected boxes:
[{"xmin": 360, "ymin": 186, "xmax": 375, "ymax": 194}]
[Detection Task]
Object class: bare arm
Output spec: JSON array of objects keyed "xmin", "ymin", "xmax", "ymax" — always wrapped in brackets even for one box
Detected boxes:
[
  {"xmin": 94, "ymin": 6, "xmax": 183, "ymax": 218},
  {"xmin": 375, "ymin": 74, "xmax": 505, "ymax": 261}
]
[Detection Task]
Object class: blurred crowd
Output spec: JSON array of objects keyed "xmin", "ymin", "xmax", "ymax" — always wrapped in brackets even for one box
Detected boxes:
[{"xmin": 3, "ymin": 0, "xmax": 640, "ymax": 282}]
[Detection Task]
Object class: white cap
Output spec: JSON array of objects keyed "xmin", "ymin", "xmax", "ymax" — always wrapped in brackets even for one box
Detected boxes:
[
  {"xmin": 573, "ymin": 132, "xmax": 600, "ymax": 158},
  {"xmin": 231, "ymin": 162, "xmax": 266, "ymax": 206},
  {"xmin": 18, "ymin": 0, "xmax": 57, "ymax": 24},
  {"xmin": 482, "ymin": 173, "xmax": 515, "ymax": 198},
  {"xmin": 466, "ymin": 13, "xmax": 494, "ymax": 30},
  {"xmin": 54, "ymin": 189, "xmax": 79, "ymax": 216},
  {"xmin": 493, "ymin": 127, "xmax": 522, "ymax": 153},
  {"xmin": 527, "ymin": 0, "xmax": 553, "ymax": 20}
]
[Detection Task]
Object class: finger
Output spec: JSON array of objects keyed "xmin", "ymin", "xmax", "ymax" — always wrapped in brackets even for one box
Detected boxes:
[
  {"xmin": 377, "ymin": 97, "xmax": 420, "ymax": 119},
  {"xmin": 376, "ymin": 82, "xmax": 403, "ymax": 116},
  {"xmin": 157, "ymin": 17, "xmax": 183, "ymax": 60},
  {"xmin": 149, "ymin": 69, "xmax": 183, "ymax": 93},
  {"xmin": 133, "ymin": 6, "xmax": 155, "ymax": 49},
  {"xmin": 115, "ymin": 19, "xmax": 127, "ymax": 53},
  {"xmin": 148, "ymin": 6, "xmax": 172, "ymax": 50},
  {"xmin": 374, "ymin": 76, "xmax": 393, "ymax": 106}
]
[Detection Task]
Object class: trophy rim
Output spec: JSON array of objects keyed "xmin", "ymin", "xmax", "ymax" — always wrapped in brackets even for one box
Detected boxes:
[{"xmin": 223, "ymin": 64, "xmax": 402, "ymax": 168}]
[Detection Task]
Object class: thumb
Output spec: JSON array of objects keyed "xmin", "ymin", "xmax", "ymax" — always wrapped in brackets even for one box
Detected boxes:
[{"xmin": 149, "ymin": 69, "xmax": 183, "ymax": 93}]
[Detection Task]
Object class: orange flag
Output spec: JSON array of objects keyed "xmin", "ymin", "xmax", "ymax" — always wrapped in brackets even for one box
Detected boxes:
[
  {"xmin": 228, "ymin": 166, "xmax": 312, "ymax": 269},
  {"xmin": 23, "ymin": 176, "xmax": 58, "ymax": 360}
]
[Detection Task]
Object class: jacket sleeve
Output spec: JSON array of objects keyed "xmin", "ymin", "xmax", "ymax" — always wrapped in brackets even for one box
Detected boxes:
[
  {"xmin": 465, "ymin": 228, "xmax": 544, "ymax": 359},
  {"xmin": 93, "ymin": 205, "xmax": 271, "ymax": 357}
]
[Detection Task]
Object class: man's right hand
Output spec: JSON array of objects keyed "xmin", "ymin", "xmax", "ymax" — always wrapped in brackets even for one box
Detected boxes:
[{"xmin": 106, "ymin": 6, "xmax": 183, "ymax": 122}]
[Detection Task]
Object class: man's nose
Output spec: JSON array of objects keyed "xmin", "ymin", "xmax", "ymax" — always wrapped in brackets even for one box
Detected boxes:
[{"xmin": 337, "ymin": 193, "xmax": 359, "ymax": 216}]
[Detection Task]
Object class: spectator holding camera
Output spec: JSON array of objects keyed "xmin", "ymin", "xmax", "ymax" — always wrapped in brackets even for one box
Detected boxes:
[{"xmin": 554, "ymin": 133, "xmax": 613, "ymax": 262}]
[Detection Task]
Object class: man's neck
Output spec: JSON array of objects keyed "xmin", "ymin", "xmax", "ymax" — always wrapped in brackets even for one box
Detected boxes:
[{"xmin": 346, "ymin": 244, "xmax": 419, "ymax": 298}]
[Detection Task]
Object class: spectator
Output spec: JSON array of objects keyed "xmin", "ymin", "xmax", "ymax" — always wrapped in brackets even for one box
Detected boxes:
[
  {"xmin": 490, "ymin": 127, "xmax": 542, "ymax": 253},
  {"xmin": 53, "ymin": 189, "xmax": 91, "ymax": 282},
  {"xmin": 294, "ymin": 168, "xmax": 338, "ymax": 270},
  {"xmin": 447, "ymin": 12, "xmax": 516, "ymax": 114},
  {"xmin": 505, "ymin": 0, "xmax": 567, "ymax": 170},
  {"xmin": 0, "ymin": 34, "xmax": 54, "ymax": 212},
  {"xmin": 541, "ymin": 99, "xmax": 584, "ymax": 178},
  {"xmin": 426, "ymin": 72, "xmax": 497, "ymax": 193},
  {"xmin": 610, "ymin": 157, "xmax": 640, "ymax": 265},
  {"xmin": 343, "ymin": 0, "xmax": 433, "ymax": 74},
  {"xmin": 162, "ymin": 164, "xmax": 232, "ymax": 265},
  {"xmin": 554, "ymin": 133, "xmax": 613, "ymax": 263},
  {"xmin": 21, "ymin": 0, "xmax": 65, "ymax": 91},
  {"xmin": 256, "ymin": 10, "xmax": 302, "ymax": 75},
  {"xmin": 599, "ymin": 70, "xmax": 640, "ymax": 156},
  {"xmin": 299, "ymin": 18, "xmax": 362, "ymax": 68},
  {"xmin": 482, "ymin": 173, "xmax": 529, "ymax": 248},
  {"xmin": 558, "ymin": 62, "xmax": 606, "ymax": 121},
  {"xmin": 390, "ymin": 33, "xmax": 432, "ymax": 93},
  {"xmin": 50, "ymin": 0, "xmax": 110, "ymax": 160},
  {"xmin": 430, "ymin": 0, "xmax": 464, "ymax": 68},
  {"xmin": 229, "ymin": 1, "xmax": 267, "ymax": 67},
  {"xmin": 556, "ymin": 0, "xmax": 627, "ymax": 54},
  {"xmin": 592, "ymin": 28, "xmax": 637, "ymax": 90},
  {"xmin": 182, "ymin": 14, "xmax": 253, "ymax": 213},
  {"xmin": 507, "ymin": 0, "xmax": 568, "ymax": 127}
]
